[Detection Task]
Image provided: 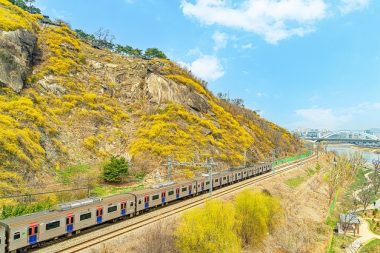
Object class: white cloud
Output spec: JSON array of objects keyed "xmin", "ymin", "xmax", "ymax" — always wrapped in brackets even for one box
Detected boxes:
[
  {"xmin": 291, "ymin": 102, "xmax": 380, "ymax": 129},
  {"xmin": 295, "ymin": 108, "xmax": 351, "ymax": 129},
  {"xmin": 340, "ymin": 0, "xmax": 370, "ymax": 14},
  {"xmin": 241, "ymin": 43, "xmax": 253, "ymax": 49},
  {"xmin": 212, "ymin": 31, "xmax": 228, "ymax": 51},
  {"xmin": 181, "ymin": 0, "xmax": 327, "ymax": 44},
  {"xmin": 179, "ymin": 55, "xmax": 225, "ymax": 82}
]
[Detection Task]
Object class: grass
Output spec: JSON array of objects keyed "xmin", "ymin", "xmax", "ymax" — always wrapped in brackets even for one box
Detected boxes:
[
  {"xmin": 328, "ymin": 234, "xmax": 357, "ymax": 253},
  {"xmin": 56, "ymin": 164, "xmax": 90, "ymax": 184},
  {"xmin": 326, "ymin": 192, "xmax": 339, "ymax": 228},
  {"xmin": 285, "ymin": 176, "xmax": 305, "ymax": 188},
  {"xmin": 91, "ymin": 184, "xmax": 144, "ymax": 197},
  {"xmin": 359, "ymin": 239, "xmax": 380, "ymax": 253},
  {"xmin": 284, "ymin": 164, "xmax": 319, "ymax": 189},
  {"xmin": 366, "ymin": 218, "xmax": 380, "ymax": 235}
]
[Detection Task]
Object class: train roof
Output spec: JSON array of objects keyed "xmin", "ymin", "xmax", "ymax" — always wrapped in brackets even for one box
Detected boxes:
[{"xmin": 0, "ymin": 193, "xmax": 134, "ymax": 228}]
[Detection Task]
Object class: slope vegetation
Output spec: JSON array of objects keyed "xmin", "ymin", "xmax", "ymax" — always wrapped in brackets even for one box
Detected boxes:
[{"xmin": 0, "ymin": 0, "xmax": 302, "ymax": 203}]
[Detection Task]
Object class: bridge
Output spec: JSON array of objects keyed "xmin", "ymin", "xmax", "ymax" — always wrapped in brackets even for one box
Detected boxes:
[{"xmin": 303, "ymin": 130, "xmax": 380, "ymax": 146}]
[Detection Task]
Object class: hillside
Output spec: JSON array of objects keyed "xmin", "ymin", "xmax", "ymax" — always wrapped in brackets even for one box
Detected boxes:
[{"xmin": 0, "ymin": 0, "xmax": 302, "ymax": 204}]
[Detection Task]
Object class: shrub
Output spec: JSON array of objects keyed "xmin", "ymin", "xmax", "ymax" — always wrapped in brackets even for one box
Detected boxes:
[
  {"xmin": 175, "ymin": 200, "xmax": 240, "ymax": 253},
  {"xmin": 102, "ymin": 156, "xmax": 129, "ymax": 183},
  {"xmin": 234, "ymin": 190, "xmax": 282, "ymax": 247}
]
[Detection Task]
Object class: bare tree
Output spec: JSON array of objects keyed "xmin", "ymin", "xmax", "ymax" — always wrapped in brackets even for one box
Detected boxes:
[
  {"xmin": 349, "ymin": 152, "xmax": 365, "ymax": 178},
  {"xmin": 371, "ymin": 159, "xmax": 380, "ymax": 195},
  {"xmin": 327, "ymin": 162, "xmax": 341, "ymax": 203},
  {"xmin": 135, "ymin": 220, "xmax": 177, "ymax": 253},
  {"xmin": 93, "ymin": 28, "xmax": 115, "ymax": 50},
  {"xmin": 358, "ymin": 183, "xmax": 375, "ymax": 211}
]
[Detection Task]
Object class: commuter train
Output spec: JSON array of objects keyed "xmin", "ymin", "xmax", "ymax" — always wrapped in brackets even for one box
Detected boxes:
[{"xmin": 0, "ymin": 162, "xmax": 272, "ymax": 253}]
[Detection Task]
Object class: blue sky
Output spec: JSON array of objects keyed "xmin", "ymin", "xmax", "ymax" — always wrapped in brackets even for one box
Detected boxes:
[{"xmin": 35, "ymin": 0, "xmax": 380, "ymax": 131}]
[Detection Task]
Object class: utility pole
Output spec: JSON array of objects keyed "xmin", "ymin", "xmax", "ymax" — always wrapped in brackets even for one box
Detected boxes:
[
  {"xmin": 207, "ymin": 157, "xmax": 215, "ymax": 197},
  {"xmin": 244, "ymin": 150, "xmax": 247, "ymax": 168},
  {"xmin": 167, "ymin": 156, "xmax": 173, "ymax": 181}
]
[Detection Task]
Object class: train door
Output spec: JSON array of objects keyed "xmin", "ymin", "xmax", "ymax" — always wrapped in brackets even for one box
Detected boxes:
[
  {"xmin": 28, "ymin": 223, "xmax": 39, "ymax": 245},
  {"xmin": 201, "ymin": 182, "xmax": 204, "ymax": 191},
  {"xmin": 96, "ymin": 207, "xmax": 103, "ymax": 224},
  {"xmin": 121, "ymin": 202, "xmax": 127, "ymax": 216},
  {"xmin": 162, "ymin": 192, "xmax": 166, "ymax": 204},
  {"xmin": 66, "ymin": 214, "xmax": 74, "ymax": 233},
  {"xmin": 144, "ymin": 196, "xmax": 149, "ymax": 209},
  {"xmin": 188, "ymin": 185, "xmax": 192, "ymax": 195},
  {"xmin": 176, "ymin": 188, "xmax": 180, "ymax": 199}
]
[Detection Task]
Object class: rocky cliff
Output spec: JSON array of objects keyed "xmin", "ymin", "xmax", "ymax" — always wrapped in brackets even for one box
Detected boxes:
[{"xmin": 0, "ymin": 0, "xmax": 302, "ymax": 200}]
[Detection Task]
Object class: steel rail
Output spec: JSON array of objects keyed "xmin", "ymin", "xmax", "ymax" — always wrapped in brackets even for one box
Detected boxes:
[{"xmin": 35, "ymin": 154, "xmax": 316, "ymax": 253}]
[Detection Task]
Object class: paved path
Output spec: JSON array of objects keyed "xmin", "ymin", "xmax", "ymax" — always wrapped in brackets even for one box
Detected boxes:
[
  {"xmin": 346, "ymin": 218, "xmax": 380, "ymax": 253},
  {"xmin": 346, "ymin": 168, "xmax": 380, "ymax": 252}
]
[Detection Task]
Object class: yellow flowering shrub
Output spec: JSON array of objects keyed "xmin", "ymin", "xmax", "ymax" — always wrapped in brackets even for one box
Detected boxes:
[{"xmin": 0, "ymin": 0, "xmax": 41, "ymax": 31}]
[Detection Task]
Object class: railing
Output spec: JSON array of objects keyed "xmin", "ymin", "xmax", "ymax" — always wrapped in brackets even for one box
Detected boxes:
[{"xmin": 273, "ymin": 150, "xmax": 312, "ymax": 166}]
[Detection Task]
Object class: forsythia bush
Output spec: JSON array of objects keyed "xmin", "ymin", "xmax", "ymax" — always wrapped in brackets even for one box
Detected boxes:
[
  {"xmin": 175, "ymin": 200, "xmax": 241, "ymax": 253},
  {"xmin": 175, "ymin": 190, "xmax": 282, "ymax": 252},
  {"xmin": 234, "ymin": 190, "xmax": 282, "ymax": 247},
  {"xmin": 0, "ymin": 0, "xmax": 41, "ymax": 31}
]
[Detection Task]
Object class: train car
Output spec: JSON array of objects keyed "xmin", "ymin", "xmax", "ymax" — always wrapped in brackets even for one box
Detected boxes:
[
  {"xmin": 194, "ymin": 177, "xmax": 208, "ymax": 194},
  {"xmin": 0, "ymin": 194, "xmax": 135, "ymax": 253},
  {"xmin": 0, "ymin": 161, "xmax": 275, "ymax": 253},
  {"xmin": 176, "ymin": 179, "xmax": 197, "ymax": 198},
  {"xmin": 0, "ymin": 225, "xmax": 6, "ymax": 253},
  {"xmin": 229, "ymin": 168, "xmax": 243, "ymax": 182},
  {"xmin": 220, "ymin": 170, "xmax": 233, "ymax": 186},
  {"xmin": 132, "ymin": 182, "xmax": 179, "ymax": 213}
]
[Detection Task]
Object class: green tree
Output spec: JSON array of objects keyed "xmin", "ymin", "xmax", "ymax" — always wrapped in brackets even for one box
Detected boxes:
[
  {"xmin": 144, "ymin": 48, "xmax": 167, "ymax": 59},
  {"xmin": 102, "ymin": 156, "xmax": 129, "ymax": 183},
  {"xmin": 234, "ymin": 190, "xmax": 282, "ymax": 247},
  {"xmin": 115, "ymin": 45, "xmax": 142, "ymax": 57},
  {"xmin": 175, "ymin": 200, "xmax": 240, "ymax": 253}
]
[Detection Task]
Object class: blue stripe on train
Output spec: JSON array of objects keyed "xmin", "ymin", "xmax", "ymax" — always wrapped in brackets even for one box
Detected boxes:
[{"xmin": 29, "ymin": 235, "xmax": 37, "ymax": 245}]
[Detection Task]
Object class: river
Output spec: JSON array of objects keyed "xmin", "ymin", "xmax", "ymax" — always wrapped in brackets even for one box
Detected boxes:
[{"xmin": 326, "ymin": 144, "xmax": 380, "ymax": 165}]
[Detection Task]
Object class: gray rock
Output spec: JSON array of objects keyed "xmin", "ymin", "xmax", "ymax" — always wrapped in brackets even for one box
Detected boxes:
[
  {"xmin": 0, "ymin": 29, "xmax": 37, "ymax": 92},
  {"xmin": 145, "ymin": 73, "xmax": 210, "ymax": 113}
]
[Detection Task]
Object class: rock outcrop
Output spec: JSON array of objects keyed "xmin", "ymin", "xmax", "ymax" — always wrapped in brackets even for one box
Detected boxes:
[
  {"xmin": 0, "ymin": 29, "xmax": 37, "ymax": 92},
  {"xmin": 145, "ymin": 73, "xmax": 210, "ymax": 113}
]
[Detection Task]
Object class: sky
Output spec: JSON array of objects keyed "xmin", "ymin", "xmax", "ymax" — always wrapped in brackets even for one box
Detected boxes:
[{"xmin": 34, "ymin": 0, "xmax": 380, "ymax": 131}]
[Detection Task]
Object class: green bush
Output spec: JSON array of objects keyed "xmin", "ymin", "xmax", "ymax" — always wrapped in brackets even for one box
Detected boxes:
[{"xmin": 102, "ymin": 156, "xmax": 129, "ymax": 183}]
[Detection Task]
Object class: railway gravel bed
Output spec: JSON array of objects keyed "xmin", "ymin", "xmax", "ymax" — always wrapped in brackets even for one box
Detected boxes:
[{"xmin": 33, "ymin": 155, "xmax": 317, "ymax": 253}]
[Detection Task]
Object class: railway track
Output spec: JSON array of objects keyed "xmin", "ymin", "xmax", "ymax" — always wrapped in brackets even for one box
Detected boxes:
[{"xmin": 35, "ymin": 154, "xmax": 317, "ymax": 253}]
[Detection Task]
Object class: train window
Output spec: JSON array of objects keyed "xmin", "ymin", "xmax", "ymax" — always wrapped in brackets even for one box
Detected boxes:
[
  {"xmin": 46, "ymin": 220, "xmax": 60, "ymax": 231},
  {"xmin": 223, "ymin": 177, "xmax": 226, "ymax": 180},
  {"xmin": 138, "ymin": 199, "xmax": 142, "ymax": 204},
  {"xmin": 35, "ymin": 226, "xmax": 38, "ymax": 234},
  {"xmin": 80, "ymin": 212, "xmax": 91, "ymax": 221},
  {"xmin": 13, "ymin": 232, "xmax": 20, "ymax": 240},
  {"xmin": 215, "ymin": 179, "xmax": 218, "ymax": 182},
  {"xmin": 181, "ymin": 187, "xmax": 187, "ymax": 192},
  {"xmin": 206, "ymin": 182, "xmax": 210, "ymax": 185},
  {"xmin": 108, "ymin": 206, "xmax": 117, "ymax": 213},
  {"xmin": 130, "ymin": 202, "xmax": 134, "ymax": 207},
  {"xmin": 66, "ymin": 217, "xmax": 71, "ymax": 224},
  {"xmin": 168, "ymin": 190, "xmax": 174, "ymax": 196},
  {"xmin": 152, "ymin": 194, "xmax": 159, "ymax": 200}
]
